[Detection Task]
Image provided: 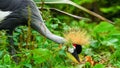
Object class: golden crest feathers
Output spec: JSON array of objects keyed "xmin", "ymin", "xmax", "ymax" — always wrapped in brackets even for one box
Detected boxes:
[{"xmin": 64, "ymin": 28, "xmax": 90, "ymax": 45}]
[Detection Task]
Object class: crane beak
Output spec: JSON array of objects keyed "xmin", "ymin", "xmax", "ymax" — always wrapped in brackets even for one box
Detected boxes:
[
  {"xmin": 66, "ymin": 44, "xmax": 82, "ymax": 63},
  {"xmin": 71, "ymin": 50, "xmax": 80, "ymax": 62},
  {"xmin": 66, "ymin": 50, "xmax": 80, "ymax": 63}
]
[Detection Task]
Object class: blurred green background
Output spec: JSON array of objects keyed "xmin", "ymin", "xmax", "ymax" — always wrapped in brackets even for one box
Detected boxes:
[{"xmin": 0, "ymin": 0, "xmax": 120, "ymax": 68}]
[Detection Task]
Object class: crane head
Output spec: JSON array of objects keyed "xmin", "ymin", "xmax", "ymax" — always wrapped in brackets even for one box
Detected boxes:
[
  {"xmin": 67, "ymin": 44, "xmax": 82, "ymax": 63},
  {"xmin": 64, "ymin": 28, "xmax": 90, "ymax": 63}
]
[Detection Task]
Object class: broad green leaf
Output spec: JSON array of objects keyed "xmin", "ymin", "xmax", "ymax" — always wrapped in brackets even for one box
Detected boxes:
[
  {"xmin": 93, "ymin": 22, "xmax": 115, "ymax": 33},
  {"xmin": 93, "ymin": 64, "xmax": 105, "ymax": 68},
  {"xmin": 3, "ymin": 54, "xmax": 11, "ymax": 64},
  {"xmin": 31, "ymin": 48, "xmax": 51, "ymax": 64},
  {"xmin": 100, "ymin": 6, "xmax": 120, "ymax": 13}
]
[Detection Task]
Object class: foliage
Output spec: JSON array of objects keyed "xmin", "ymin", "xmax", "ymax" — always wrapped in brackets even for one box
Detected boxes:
[
  {"xmin": 93, "ymin": 64, "xmax": 105, "ymax": 68},
  {"xmin": 0, "ymin": 0, "xmax": 120, "ymax": 68}
]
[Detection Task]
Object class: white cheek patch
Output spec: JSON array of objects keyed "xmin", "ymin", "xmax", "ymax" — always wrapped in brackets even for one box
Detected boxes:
[
  {"xmin": 0, "ymin": 10, "xmax": 12, "ymax": 23},
  {"xmin": 68, "ymin": 46, "xmax": 75, "ymax": 53}
]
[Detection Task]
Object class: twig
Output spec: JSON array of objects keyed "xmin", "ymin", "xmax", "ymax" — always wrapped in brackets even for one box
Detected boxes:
[{"xmin": 38, "ymin": 7, "xmax": 90, "ymax": 21}]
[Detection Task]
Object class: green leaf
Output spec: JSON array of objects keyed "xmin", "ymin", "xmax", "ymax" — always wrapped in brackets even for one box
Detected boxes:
[
  {"xmin": 85, "ymin": 62, "xmax": 91, "ymax": 68},
  {"xmin": 24, "ymin": 64, "xmax": 32, "ymax": 68},
  {"xmin": 93, "ymin": 64, "xmax": 105, "ymax": 68},
  {"xmin": 3, "ymin": 54, "xmax": 11, "ymax": 64},
  {"xmin": 93, "ymin": 22, "xmax": 114, "ymax": 33},
  {"xmin": 31, "ymin": 48, "xmax": 51, "ymax": 64}
]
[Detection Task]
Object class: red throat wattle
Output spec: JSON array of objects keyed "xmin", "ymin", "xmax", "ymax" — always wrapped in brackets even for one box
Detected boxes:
[{"xmin": 73, "ymin": 44, "xmax": 77, "ymax": 47}]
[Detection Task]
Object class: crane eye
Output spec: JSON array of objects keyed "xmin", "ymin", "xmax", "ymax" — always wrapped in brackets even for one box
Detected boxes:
[{"xmin": 68, "ymin": 46, "xmax": 75, "ymax": 53}]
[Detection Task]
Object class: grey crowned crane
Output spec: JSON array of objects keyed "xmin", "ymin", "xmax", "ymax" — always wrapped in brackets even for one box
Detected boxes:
[{"xmin": 0, "ymin": 0, "xmax": 89, "ymax": 63}]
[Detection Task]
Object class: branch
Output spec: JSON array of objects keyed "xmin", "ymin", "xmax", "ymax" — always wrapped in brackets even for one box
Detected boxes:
[
  {"xmin": 68, "ymin": 1, "xmax": 114, "ymax": 24},
  {"xmin": 38, "ymin": 7, "xmax": 91, "ymax": 21},
  {"xmin": 36, "ymin": 1, "xmax": 114, "ymax": 24}
]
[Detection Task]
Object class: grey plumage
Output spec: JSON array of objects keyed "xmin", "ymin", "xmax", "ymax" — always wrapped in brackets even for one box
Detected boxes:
[{"xmin": 0, "ymin": 0, "xmax": 66, "ymax": 44}]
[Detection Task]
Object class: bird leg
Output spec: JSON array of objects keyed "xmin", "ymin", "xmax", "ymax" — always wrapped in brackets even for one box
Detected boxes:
[{"xmin": 7, "ymin": 31, "xmax": 18, "ymax": 63}]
